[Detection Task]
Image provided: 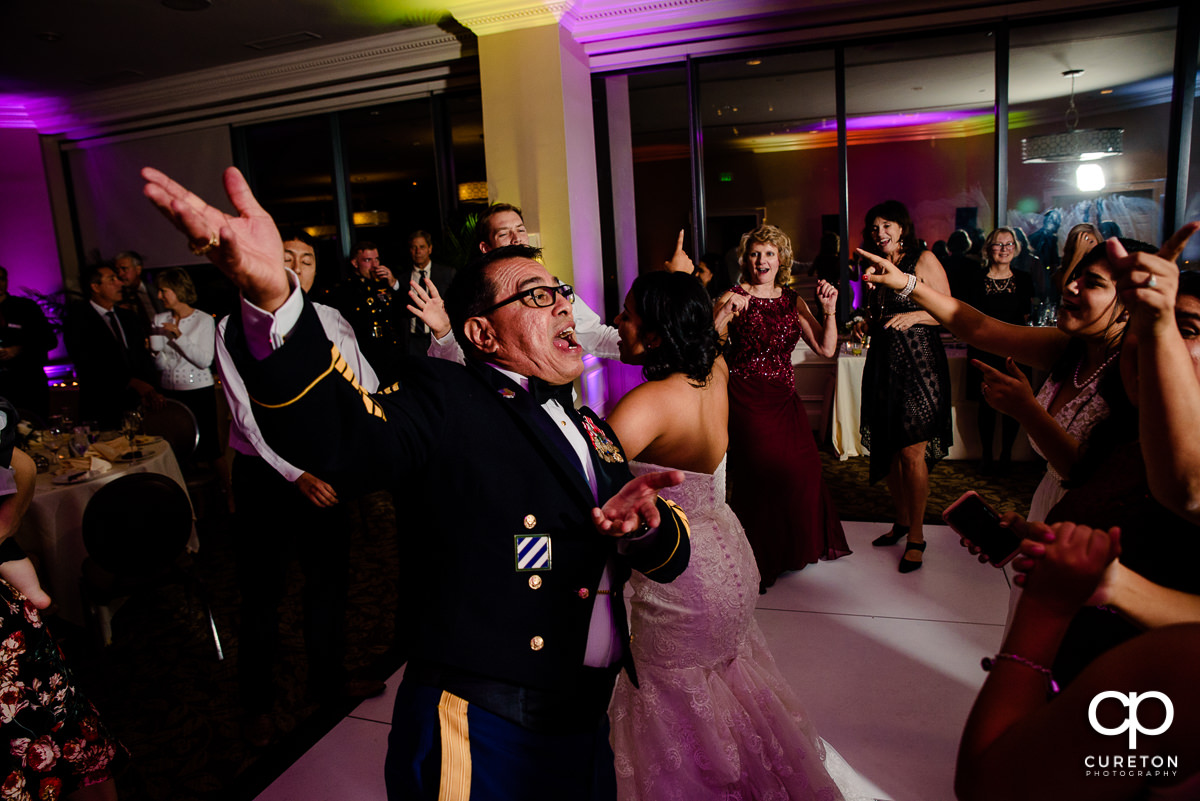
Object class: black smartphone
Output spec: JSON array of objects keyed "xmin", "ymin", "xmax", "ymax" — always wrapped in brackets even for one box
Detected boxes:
[{"xmin": 942, "ymin": 491, "xmax": 1022, "ymax": 567}]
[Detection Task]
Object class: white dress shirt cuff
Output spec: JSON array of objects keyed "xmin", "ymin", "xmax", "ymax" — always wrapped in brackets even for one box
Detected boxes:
[{"xmin": 240, "ymin": 272, "xmax": 303, "ymax": 360}]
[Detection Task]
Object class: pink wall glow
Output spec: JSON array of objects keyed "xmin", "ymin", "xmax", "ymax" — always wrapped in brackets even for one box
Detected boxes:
[{"xmin": 0, "ymin": 129, "xmax": 67, "ymax": 361}]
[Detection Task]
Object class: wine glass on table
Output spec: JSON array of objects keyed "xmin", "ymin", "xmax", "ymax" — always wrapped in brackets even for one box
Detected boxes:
[
  {"xmin": 122, "ymin": 409, "xmax": 144, "ymax": 460},
  {"xmin": 42, "ymin": 418, "xmax": 67, "ymax": 466}
]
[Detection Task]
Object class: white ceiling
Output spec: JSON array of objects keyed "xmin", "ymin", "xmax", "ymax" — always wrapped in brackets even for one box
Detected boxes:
[{"xmin": 0, "ymin": 0, "xmax": 1182, "ymax": 132}]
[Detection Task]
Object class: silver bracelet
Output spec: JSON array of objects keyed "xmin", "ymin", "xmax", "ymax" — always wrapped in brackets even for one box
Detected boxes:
[
  {"xmin": 896, "ymin": 273, "xmax": 918, "ymax": 299},
  {"xmin": 982, "ymin": 652, "xmax": 1060, "ymax": 695}
]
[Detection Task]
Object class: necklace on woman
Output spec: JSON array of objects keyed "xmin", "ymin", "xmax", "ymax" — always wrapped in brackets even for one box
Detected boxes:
[{"xmin": 1072, "ymin": 349, "xmax": 1119, "ymax": 390}]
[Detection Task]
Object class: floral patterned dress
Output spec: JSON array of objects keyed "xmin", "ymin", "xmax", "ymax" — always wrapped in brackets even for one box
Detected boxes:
[{"xmin": 0, "ymin": 580, "xmax": 127, "ymax": 799}]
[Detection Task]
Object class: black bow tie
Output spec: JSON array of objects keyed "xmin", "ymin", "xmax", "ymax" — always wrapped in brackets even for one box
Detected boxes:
[{"xmin": 527, "ymin": 376, "xmax": 574, "ymax": 408}]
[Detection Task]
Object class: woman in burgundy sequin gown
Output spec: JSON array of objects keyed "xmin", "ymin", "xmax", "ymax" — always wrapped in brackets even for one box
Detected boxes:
[{"xmin": 718, "ymin": 225, "xmax": 850, "ymax": 591}]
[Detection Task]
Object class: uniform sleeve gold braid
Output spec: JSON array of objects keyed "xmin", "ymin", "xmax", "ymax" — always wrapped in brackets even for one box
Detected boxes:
[
  {"xmin": 642, "ymin": 499, "xmax": 690, "ymax": 575},
  {"xmin": 251, "ymin": 344, "xmax": 386, "ymax": 421},
  {"xmin": 330, "ymin": 345, "xmax": 387, "ymax": 421},
  {"xmin": 250, "ymin": 351, "xmax": 336, "ymax": 409},
  {"xmin": 378, "ymin": 382, "xmax": 403, "ymax": 395}
]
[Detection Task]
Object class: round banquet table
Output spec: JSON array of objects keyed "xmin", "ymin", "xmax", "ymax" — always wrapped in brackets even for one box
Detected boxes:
[{"xmin": 15, "ymin": 439, "xmax": 199, "ymax": 626}]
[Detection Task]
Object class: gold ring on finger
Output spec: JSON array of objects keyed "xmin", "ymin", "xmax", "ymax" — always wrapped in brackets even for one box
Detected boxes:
[{"xmin": 189, "ymin": 232, "xmax": 220, "ymax": 256}]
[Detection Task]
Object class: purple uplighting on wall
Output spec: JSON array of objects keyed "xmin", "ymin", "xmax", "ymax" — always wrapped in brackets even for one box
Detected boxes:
[
  {"xmin": 805, "ymin": 110, "xmax": 984, "ymax": 132},
  {"xmin": 0, "ymin": 128, "xmax": 69, "ymax": 363}
]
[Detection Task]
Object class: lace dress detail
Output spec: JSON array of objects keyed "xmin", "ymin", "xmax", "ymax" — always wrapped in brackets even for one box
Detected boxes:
[
  {"xmin": 859, "ymin": 252, "xmax": 953, "ymax": 484},
  {"xmin": 1026, "ymin": 369, "xmax": 1112, "ymax": 521},
  {"xmin": 609, "ymin": 459, "xmax": 871, "ymax": 801}
]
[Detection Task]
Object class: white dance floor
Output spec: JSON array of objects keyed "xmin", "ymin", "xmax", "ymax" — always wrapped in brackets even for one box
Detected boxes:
[{"xmin": 255, "ymin": 520, "xmax": 1011, "ymax": 801}]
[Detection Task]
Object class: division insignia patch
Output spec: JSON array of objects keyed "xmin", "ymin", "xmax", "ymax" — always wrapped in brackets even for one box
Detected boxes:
[
  {"xmin": 515, "ymin": 535, "xmax": 551, "ymax": 571},
  {"xmin": 581, "ymin": 415, "xmax": 625, "ymax": 463}
]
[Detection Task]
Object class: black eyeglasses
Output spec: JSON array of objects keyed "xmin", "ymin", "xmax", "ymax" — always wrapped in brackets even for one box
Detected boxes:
[{"xmin": 482, "ymin": 284, "xmax": 574, "ymax": 314}]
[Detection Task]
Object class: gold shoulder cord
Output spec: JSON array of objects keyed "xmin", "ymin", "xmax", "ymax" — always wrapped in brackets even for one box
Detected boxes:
[{"xmin": 251, "ymin": 344, "xmax": 387, "ymax": 421}]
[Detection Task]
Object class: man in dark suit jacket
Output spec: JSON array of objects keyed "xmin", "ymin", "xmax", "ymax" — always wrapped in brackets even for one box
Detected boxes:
[
  {"xmin": 0, "ymin": 265, "xmax": 57, "ymax": 421},
  {"xmin": 144, "ymin": 162, "xmax": 689, "ymax": 801},
  {"xmin": 400, "ymin": 229, "xmax": 455, "ymax": 357},
  {"xmin": 63, "ymin": 264, "xmax": 161, "ymax": 428}
]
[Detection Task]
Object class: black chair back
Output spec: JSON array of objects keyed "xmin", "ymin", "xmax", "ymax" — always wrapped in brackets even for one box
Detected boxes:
[
  {"xmin": 142, "ymin": 398, "xmax": 199, "ymax": 459},
  {"xmin": 82, "ymin": 473, "xmax": 192, "ymax": 575}
]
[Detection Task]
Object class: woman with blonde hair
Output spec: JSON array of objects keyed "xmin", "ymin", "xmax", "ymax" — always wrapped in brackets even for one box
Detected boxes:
[
  {"xmin": 717, "ymin": 224, "xmax": 849, "ymax": 592},
  {"xmin": 964, "ymin": 227, "xmax": 1034, "ymax": 474},
  {"xmin": 150, "ymin": 267, "xmax": 219, "ymax": 463}
]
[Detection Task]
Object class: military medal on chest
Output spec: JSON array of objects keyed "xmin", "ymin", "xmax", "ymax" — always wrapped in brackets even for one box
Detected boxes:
[{"xmin": 581, "ymin": 415, "xmax": 624, "ymax": 463}]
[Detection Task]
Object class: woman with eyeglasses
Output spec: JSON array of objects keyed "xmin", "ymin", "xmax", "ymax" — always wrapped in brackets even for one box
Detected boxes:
[
  {"xmin": 717, "ymin": 224, "xmax": 850, "ymax": 593},
  {"xmin": 963, "ymin": 228, "xmax": 1035, "ymax": 475}
]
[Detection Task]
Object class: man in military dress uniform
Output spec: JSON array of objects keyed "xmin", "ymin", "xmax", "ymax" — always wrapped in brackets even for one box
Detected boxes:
[
  {"xmin": 332, "ymin": 241, "xmax": 406, "ymax": 386},
  {"xmin": 142, "ymin": 166, "xmax": 691, "ymax": 801}
]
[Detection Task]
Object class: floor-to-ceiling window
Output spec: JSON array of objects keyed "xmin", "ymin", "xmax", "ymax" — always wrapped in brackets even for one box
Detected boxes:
[
  {"xmin": 597, "ymin": 3, "xmax": 1195, "ymax": 309},
  {"xmin": 697, "ymin": 51, "xmax": 838, "ymax": 292},
  {"xmin": 238, "ymin": 115, "xmax": 341, "ymax": 293},
  {"xmin": 625, "ymin": 67, "xmax": 691, "ymax": 278},
  {"xmin": 236, "ymin": 86, "xmax": 486, "ymax": 292},
  {"xmin": 1007, "ymin": 9, "xmax": 1177, "ymax": 269},
  {"xmin": 1186, "ymin": 24, "xmax": 1200, "ymax": 269},
  {"xmin": 845, "ymin": 30, "xmax": 995, "ymax": 264}
]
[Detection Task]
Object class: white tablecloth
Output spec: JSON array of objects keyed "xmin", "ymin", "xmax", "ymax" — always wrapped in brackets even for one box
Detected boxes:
[
  {"xmin": 831, "ymin": 345, "xmax": 1036, "ymax": 462},
  {"xmin": 16, "ymin": 440, "xmax": 198, "ymax": 626}
]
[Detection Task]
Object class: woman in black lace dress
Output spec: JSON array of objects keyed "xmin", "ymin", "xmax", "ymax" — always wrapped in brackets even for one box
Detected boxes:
[
  {"xmin": 858, "ymin": 200, "xmax": 953, "ymax": 572},
  {"xmin": 963, "ymin": 228, "xmax": 1034, "ymax": 474}
]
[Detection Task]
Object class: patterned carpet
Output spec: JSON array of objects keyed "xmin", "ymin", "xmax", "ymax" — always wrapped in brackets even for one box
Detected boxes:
[{"xmin": 50, "ymin": 451, "xmax": 1042, "ymax": 801}]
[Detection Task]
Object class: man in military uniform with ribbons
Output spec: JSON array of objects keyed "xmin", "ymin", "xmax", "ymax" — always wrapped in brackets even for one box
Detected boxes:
[
  {"xmin": 142, "ymin": 165, "xmax": 692, "ymax": 801},
  {"xmin": 332, "ymin": 241, "xmax": 406, "ymax": 386}
]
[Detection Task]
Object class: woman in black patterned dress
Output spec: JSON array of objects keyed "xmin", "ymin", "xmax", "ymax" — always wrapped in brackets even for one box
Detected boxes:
[{"xmin": 858, "ymin": 200, "xmax": 953, "ymax": 572}]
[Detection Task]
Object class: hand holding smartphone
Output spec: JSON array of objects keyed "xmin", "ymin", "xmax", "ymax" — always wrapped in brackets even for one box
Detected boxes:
[{"xmin": 942, "ymin": 491, "xmax": 1022, "ymax": 567}]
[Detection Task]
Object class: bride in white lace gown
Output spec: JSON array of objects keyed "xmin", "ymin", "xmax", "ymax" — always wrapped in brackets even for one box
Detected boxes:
[{"xmin": 606, "ymin": 272, "xmax": 871, "ymax": 801}]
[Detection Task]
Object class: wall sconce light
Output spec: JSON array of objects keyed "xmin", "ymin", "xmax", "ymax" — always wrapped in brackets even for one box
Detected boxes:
[
  {"xmin": 352, "ymin": 210, "xmax": 389, "ymax": 227},
  {"xmin": 458, "ymin": 182, "xmax": 488, "ymax": 203}
]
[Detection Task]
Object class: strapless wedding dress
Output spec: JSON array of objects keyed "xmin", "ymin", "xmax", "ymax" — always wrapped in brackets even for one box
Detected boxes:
[{"xmin": 609, "ymin": 457, "xmax": 875, "ymax": 801}]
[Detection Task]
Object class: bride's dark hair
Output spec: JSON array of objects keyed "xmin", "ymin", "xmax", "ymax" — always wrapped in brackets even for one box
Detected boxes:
[{"xmin": 630, "ymin": 271, "xmax": 723, "ymax": 386}]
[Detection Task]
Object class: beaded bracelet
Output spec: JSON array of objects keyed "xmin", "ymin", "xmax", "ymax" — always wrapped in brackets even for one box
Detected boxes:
[
  {"xmin": 981, "ymin": 652, "xmax": 1060, "ymax": 695},
  {"xmin": 896, "ymin": 273, "xmax": 918, "ymax": 299}
]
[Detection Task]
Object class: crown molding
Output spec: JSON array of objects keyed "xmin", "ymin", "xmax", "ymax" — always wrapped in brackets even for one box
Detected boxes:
[
  {"xmin": 31, "ymin": 25, "xmax": 475, "ymax": 138},
  {"xmin": 448, "ymin": 1, "xmax": 574, "ymax": 36}
]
